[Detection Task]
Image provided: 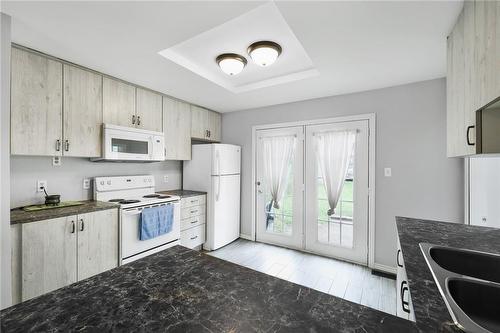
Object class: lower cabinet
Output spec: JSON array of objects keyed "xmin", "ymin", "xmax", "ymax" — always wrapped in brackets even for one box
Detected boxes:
[
  {"xmin": 396, "ymin": 237, "xmax": 416, "ymax": 321},
  {"xmin": 179, "ymin": 195, "xmax": 206, "ymax": 249},
  {"xmin": 16, "ymin": 209, "xmax": 118, "ymax": 302}
]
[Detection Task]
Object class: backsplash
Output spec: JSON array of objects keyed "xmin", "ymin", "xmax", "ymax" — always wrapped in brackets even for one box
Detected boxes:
[{"xmin": 10, "ymin": 156, "xmax": 182, "ymax": 208}]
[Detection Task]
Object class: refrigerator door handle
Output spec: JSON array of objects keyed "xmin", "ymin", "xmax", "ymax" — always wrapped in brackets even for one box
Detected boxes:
[{"xmin": 216, "ymin": 150, "xmax": 221, "ymax": 201}]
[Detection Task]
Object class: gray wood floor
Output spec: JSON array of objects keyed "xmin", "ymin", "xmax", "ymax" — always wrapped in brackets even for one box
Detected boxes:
[{"xmin": 208, "ymin": 239, "xmax": 396, "ymax": 315}]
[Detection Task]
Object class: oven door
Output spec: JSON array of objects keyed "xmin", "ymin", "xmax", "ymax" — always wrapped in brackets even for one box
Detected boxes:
[{"xmin": 120, "ymin": 202, "xmax": 180, "ymax": 262}]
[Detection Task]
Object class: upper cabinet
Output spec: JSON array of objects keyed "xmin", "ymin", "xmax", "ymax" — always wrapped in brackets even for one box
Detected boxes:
[
  {"xmin": 191, "ymin": 105, "xmax": 221, "ymax": 142},
  {"xmin": 163, "ymin": 96, "xmax": 191, "ymax": 160},
  {"xmin": 63, "ymin": 65, "xmax": 103, "ymax": 157},
  {"xmin": 136, "ymin": 88, "xmax": 163, "ymax": 132},
  {"xmin": 446, "ymin": 1, "xmax": 500, "ymax": 157},
  {"xmin": 102, "ymin": 77, "xmax": 136, "ymax": 128},
  {"xmin": 11, "ymin": 47, "xmax": 63, "ymax": 156}
]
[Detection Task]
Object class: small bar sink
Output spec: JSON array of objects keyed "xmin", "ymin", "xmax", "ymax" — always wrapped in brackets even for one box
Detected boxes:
[
  {"xmin": 429, "ymin": 246, "xmax": 500, "ymax": 284},
  {"xmin": 447, "ymin": 278, "xmax": 500, "ymax": 333},
  {"xmin": 420, "ymin": 243, "xmax": 500, "ymax": 333}
]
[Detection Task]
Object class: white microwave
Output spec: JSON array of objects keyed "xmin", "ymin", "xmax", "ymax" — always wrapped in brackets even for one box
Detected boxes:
[{"xmin": 92, "ymin": 124, "xmax": 165, "ymax": 162}]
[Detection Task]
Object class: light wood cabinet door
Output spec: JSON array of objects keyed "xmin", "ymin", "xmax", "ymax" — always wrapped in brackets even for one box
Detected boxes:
[
  {"xmin": 208, "ymin": 110, "xmax": 221, "ymax": 142},
  {"xmin": 103, "ymin": 77, "xmax": 136, "ymax": 128},
  {"xmin": 191, "ymin": 105, "xmax": 209, "ymax": 140},
  {"xmin": 136, "ymin": 88, "xmax": 163, "ymax": 132},
  {"xmin": 21, "ymin": 216, "xmax": 77, "ymax": 301},
  {"xmin": 475, "ymin": 0, "xmax": 500, "ymax": 109},
  {"xmin": 77, "ymin": 209, "xmax": 118, "ymax": 281},
  {"xmin": 63, "ymin": 65, "xmax": 103, "ymax": 157},
  {"xmin": 163, "ymin": 96, "xmax": 191, "ymax": 160},
  {"xmin": 11, "ymin": 47, "xmax": 63, "ymax": 156}
]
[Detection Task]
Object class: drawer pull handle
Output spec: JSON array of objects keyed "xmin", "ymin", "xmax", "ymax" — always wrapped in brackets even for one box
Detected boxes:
[
  {"xmin": 190, "ymin": 210, "xmax": 198, "ymax": 214},
  {"xmin": 190, "ymin": 200, "xmax": 197, "ymax": 203},
  {"xmin": 401, "ymin": 281, "xmax": 410, "ymax": 313},
  {"xmin": 190, "ymin": 236, "xmax": 198, "ymax": 240},
  {"xmin": 191, "ymin": 220, "xmax": 198, "ymax": 224}
]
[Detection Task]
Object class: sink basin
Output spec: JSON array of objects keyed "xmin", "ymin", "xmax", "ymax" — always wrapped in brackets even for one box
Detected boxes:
[
  {"xmin": 420, "ymin": 243, "xmax": 500, "ymax": 332},
  {"xmin": 447, "ymin": 278, "xmax": 500, "ymax": 333},
  {"xmin": 430, "ymin": 246, "xmax": 500, "ymax": 283}
]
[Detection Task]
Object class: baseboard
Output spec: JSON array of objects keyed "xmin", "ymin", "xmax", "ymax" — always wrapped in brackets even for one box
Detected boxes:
[
  {"xmin": 239, "ymin": 233, "xmax": 254, "ymax": 241},
  {"xmin": 372, "ymin": 262, "xmax": 397, "ymax": 275}
]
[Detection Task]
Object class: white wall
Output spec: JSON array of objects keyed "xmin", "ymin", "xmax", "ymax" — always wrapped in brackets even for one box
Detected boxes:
[
  {"xmin": 1, "ymin": 13, "xmax": 12, "ymax": 309},
  {"xmin": 222, "ymin": 78, "xmax": 464, "ymax": 269},
  {"xmin": 469, "ymin": 157, "xmax": 500, "ymax": 228},
  {"xmin": 10, "ymin": 157, "xmax": 182, "ymax": 208}
]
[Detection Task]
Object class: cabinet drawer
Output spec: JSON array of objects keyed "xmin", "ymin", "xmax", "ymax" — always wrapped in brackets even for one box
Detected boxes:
[
  {"xmin": 181, "ymin": 204, "xmax": 205, "ymax": 220},
  {"xmin": 181, "ymin": 195, "xmax": 206, "ymax": 208},
  {"xmin": 180, "ymin": 224, "xmax": 205, "ymax": 249},
  {"xmin": 181, "ymin": 214, "xmax": 206, "ymax": 232}
]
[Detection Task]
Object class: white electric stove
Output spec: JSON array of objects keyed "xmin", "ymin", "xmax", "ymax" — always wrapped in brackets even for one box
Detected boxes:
[{"xmin": 94, "ymin": 175, "xmax": 180, "ymax": 264}]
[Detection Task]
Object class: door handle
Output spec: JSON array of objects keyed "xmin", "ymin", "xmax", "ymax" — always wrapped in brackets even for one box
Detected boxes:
[
  {"xmin": 397, "ymin": 249, "xmax": 403, "ymax": 267},
  {"xmin": 132, "ymin": 115, "xmax": 136, "ymax": 124},
  {"xmin": 137, "ymin": 116, "xmax": 141, "ymax": 126},
  {"xmin": 64, "ymin": 140, "xmax": 69, "ymax": 152},
  {"xmin": 401, "ymin": 281, "xmax": 410, "ymax": 313},
  {"xmin": 70, "ymin": 221, "xmax": 75, "ymax": 234},
  {"xmin": 56, "ymin": 139, "xmax": 61, "ymax": 152},
  {"xmin": 466, "ymin": 125, "xmax": 475, "ymax": 146},
  {"xmin": 79, "ymin": 219, "xmax": 84, "ymax": 231}
]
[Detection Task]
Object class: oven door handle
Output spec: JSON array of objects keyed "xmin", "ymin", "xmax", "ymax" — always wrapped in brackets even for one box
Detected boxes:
[{"xmin": 122, "ymin": 209, "xmax": 143, "ymax": 216}]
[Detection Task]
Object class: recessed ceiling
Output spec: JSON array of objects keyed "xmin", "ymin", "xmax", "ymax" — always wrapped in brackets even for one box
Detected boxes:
[
  {"xmin": 158, "ymin": 2, "xmax": 317, "ymax": 93},
  {"xmin": 1, "ymin": 1, "xmax": 463, "ymax": 112}
]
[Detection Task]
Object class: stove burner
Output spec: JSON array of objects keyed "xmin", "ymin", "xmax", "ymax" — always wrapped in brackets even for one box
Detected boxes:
[
  {"xmin": 143, "ymin": 194, "xmax": 161, "ymax": 198},
  {"xmin": 108, "ymin": 199, "xmax": 124, "ymax": 202},
  {"xmin": 120, "ymin": 200, "xmax": 141, "ymax": 204},
  {"xmin": 157, "ymin": 195, "xmax": 171, "ymax": 199}
]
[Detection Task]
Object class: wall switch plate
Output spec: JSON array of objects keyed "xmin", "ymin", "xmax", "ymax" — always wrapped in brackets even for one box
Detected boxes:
[
  {"xmin": 384, "ymin": 168, "xmax": 392, "ymax": 177},
  {"xmin": 83, "ymin": 178, "xmax": 91, "ymax": 190},
  {"xmin": 52, "ymin": 156, "xmax": 61, "ymax": 166},
  {"xmin": 37, "ymin": 180, "xmax": 47, "ymax": 192},
  {"xmin": 163, "ymin": 175, "xmax": 169, "ymax": 183}
]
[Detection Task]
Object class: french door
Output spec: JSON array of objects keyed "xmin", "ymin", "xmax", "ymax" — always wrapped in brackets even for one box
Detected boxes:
[
  {"xmin": 255, "ymin": 126, "xmax": 304, "ymax": 249},
  {"xmin": 255, "ymin": 119, "xmax": 370, "ymax": 265}
]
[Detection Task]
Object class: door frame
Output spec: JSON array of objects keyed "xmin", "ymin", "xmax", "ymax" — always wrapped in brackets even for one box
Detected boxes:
[{"xmin": 250, "ymin": 113, "xmax": 376, "ymax": 269}]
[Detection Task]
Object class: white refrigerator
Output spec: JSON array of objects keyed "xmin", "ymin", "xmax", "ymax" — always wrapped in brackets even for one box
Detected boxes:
[{"xmin": 183, "ymin": 144, "xmax": 241, "ymax": 250}]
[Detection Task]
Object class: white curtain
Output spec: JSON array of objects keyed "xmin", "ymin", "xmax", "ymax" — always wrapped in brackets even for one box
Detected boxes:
[
  {"xmin": 315, "ymin": 130, "xmax": 356, "ymax": 216},
  {"xmin": 262, "ymin": 135, "xmax": 296, "ymax": 210}
]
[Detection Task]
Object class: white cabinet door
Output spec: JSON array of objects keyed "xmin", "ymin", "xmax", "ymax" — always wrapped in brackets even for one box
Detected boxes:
[
  {"xmin": 103, "ymin": 77, "xmax": 136, "ymax": 128},
  {"xmin": 191, "ymin": 105, "xmax": 209, "ymax": 140},
  {"xmin": 208, "ymin": 110, "xmax": 221, "ymax": 142},
  {"xmin": 163, "ymin": 97, "xmax": 192, "ymax": 160},
  {"xmin": 136, "ymin": 88, "xmax": 163, "ymax": 132},
  {"xmin": 21, "ymin": 216, "xmax": 77, "ymax": 301},
  {"xmin": 63, "ymin": 64, "xmax": 103, "ymax": 157},
  {"xmin": 11, "ymin": 47, "xmax": 63, "ymax": 156},
  {"xmin": 77, "ymin": 209, "xmax": 119, "ymax": 280}
]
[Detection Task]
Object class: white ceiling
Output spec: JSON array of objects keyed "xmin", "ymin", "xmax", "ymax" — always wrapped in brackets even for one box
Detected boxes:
[{"xmin": 1, "ymin": 1, "xmax": 463, "ymax": 112}]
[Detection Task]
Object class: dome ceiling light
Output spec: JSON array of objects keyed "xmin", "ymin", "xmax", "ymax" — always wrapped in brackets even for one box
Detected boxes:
[
  {"xmin": 248, "ymin": 41, "xmax": 282, "ymax": 67},
  {"xmin": 216, "ymin": 53, "xmax": 247, "ymax": 76}
]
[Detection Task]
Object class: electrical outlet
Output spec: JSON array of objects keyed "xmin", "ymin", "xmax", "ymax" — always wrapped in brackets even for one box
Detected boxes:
[
  {"xmin": 163, "ymin": 175, "xmax": 169, "ymax": 183},
  {"xmin": 52, "ymin": 156, "xmax": 62, "ymax": 166},
  {"xmin": 37, "ymin": 180, "xmax": 47, "ymax": 192},
  {"xmin": 384, "ymin": 168, "xmax": 392, "ymax": 177},
  {"xmin": 83, "ymin": 178, "xmax": 90, "ymax": 190}
]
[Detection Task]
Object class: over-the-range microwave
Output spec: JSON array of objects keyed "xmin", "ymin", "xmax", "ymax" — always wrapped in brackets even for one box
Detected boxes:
[{"xmin": 92, "ymin": 124, "xmax": 165, "ymax": 162}]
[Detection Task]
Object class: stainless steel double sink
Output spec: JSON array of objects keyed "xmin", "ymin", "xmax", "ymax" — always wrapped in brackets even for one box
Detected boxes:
[{"xmin": 420, "ymin": 243, "xmax": 500, "ymax": 333}]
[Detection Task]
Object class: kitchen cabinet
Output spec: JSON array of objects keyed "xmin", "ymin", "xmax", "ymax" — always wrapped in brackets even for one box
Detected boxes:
[
  {"xmin": 19, "ymin": 208, "xmax": 118, "ymax": 301},
  {"xmin": 396, "ymin": 237, "xmax": 415, "ymax": 321},
  {"xmin": 63, "ymin": 64, "xmax": 103, "ymax": 157},
  {"xmin": 11, "ymin": 47, "xmax": 63, "ymax": 156},
  {"xmin": 190, "ymin": 105, "xmax": 221, "ymax": 142},
  {"xmin": 136, "ymin": 87, "xmax": 163, "ymax": 132},
  {"xmin": 21, "ymin": 216, "xmax": 77, "ymax": 301},
  {"xmin": 179, "ymin": 194, "xmax": 206, "ymax": 249},
  {"xmin": 103, "ymin": 76, "xmax": 136, "ymax": 128},
  {"xmin": 163, "ymin": 96, "xmax": 191, "ymax": 160},
  {"xmin": 446, "ymin": 1, "xmax": 500, "ymax": 157}
]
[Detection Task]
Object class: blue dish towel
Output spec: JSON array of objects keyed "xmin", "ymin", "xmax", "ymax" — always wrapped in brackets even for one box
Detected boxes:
[{"xmin": 139, "ymin": 204, "xmax": 174, "ymax": 241}]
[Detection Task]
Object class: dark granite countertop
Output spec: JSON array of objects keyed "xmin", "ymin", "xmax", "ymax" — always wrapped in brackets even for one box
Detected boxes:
[
  {"xmin": 10, "ymin": 200, "xmax": 119, "ymax": 225},
  {"xmin": 1, "ymin": 245, "xmax": 415, "ymax": 333},
  {"xmin": 158, "ymin": 189, "xmax": 207, "ymax": 198},
  {"xmin": 396, "ymin": 216, "xmax": 500, "ymax": 333}
]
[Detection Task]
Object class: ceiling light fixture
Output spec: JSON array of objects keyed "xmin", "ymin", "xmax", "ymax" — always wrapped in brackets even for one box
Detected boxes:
[
  {"xmin": 248, "ymin": 41, "xmax": 282, "ymax": 67},
  {"xmin": 216, "ymin": 53, "xmax": 247, "ymax": 76}
]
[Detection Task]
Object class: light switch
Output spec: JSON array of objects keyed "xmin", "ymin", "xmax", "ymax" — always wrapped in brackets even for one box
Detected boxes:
[
  {"xmin": 83, "ymin": 178, "xmax": 91, "ymax": 190},
  {"xmin": 384, "ymin": 168, "xmax": 392, "ymax": 177},
  {"xmin": 52, "ymin": 156, "xmax": 61, "ymax": 166}
]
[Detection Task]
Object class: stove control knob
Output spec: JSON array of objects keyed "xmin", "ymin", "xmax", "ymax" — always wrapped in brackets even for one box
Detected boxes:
[
  {"xmin": 100, "ymin": 181, "xmax": 104, "ymax": 185},
  {"xmin": 107, "ymin": 181, "xmax": 111, "ymax": 185},
  {"xmin": 144, "ymin": 179, "xmax": 147, "ymax": 183}
]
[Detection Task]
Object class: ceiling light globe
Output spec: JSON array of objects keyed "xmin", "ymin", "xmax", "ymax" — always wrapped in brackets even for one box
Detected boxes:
[
  {"xmin": 248, "ymin": 41, "xmax": 282, "ymax": 67},
  {"xmin": 216, "ymin": 54, "xmax": 247, "ymax": 76}
]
